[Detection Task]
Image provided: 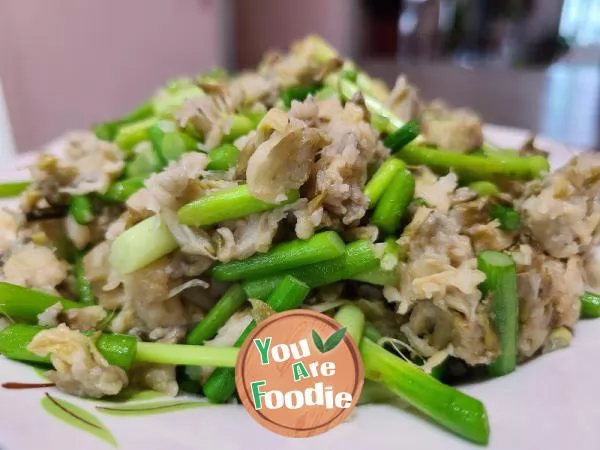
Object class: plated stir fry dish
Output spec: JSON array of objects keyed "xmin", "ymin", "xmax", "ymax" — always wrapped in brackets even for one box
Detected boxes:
[{"xmin": 1, "ymin": 36, "xmax": 599, "ymax": 445}]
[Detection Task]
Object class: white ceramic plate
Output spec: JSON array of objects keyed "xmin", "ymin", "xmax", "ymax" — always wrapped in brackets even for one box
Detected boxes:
[{"xmin": 0, "ymin": 125, "xmax": 598, "ymax": 450}]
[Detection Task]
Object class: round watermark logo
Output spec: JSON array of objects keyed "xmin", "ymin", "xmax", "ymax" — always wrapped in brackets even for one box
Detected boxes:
[{"xmin": 235, "ymin": 309, "xmax": 364, "ymax": 438}]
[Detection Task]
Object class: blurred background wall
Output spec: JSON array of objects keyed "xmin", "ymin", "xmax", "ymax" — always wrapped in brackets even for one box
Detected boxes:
[
  {"xmin": 1, "ymin": 0, "xmax": 599, "ymax": 151},
  {"xmin": 235, "ymin": 0, "xmax": 361, "ymax": 69},
  {"xmin": 0, "ymin": 0, "xmax": 231, "ymax": 151}
]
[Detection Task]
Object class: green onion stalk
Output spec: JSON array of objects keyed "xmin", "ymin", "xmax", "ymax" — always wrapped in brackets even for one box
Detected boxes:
[
  {"xmin": 580, "ymin": 291, "xmax": 600, "ymax": 318},
  {"xmin": 334, "ymin": 305, "xmax": 489, "ymax": 445},
  {"xmin": 211, "ymin": 231, "xmax": 345, "ymax": 281},
  {"xmin": 372, "ymin": 168, "xmax": 416, "ymax": 235},
  {"xmin": 0, "ymin": 283, "xmax": 84, "ymax": 322},
  {"xmin": 0, "ymin": 324, "xmax": 238, "ymax": 372},
  {"xmin": 396, "ymin": 145, "xmax": 549, "ymax": 181},
  {"xmin": 110, "ymin": 187, "xmax": 300, "ymax": 275},
  {"xmin": 202, "ymin": 276, "xmax": 311, "ymax": 403},
  {"xmin": 477, "ymin": 250, "xmax": 518, "ymax": 376},
  {"xmin": 242, "ymin": 240, "xmax": 378, "ymax": 299}
]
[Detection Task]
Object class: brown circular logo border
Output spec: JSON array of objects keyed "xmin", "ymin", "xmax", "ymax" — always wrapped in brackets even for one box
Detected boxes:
[{"xmin": 235, "ymin": 309, "xmax": 364, "ymax": 438}]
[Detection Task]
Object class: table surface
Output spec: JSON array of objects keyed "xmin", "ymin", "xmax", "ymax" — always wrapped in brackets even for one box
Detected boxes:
[{"xmin": 362, "ymin": 60, "xmax": 600, "ymax": 150}]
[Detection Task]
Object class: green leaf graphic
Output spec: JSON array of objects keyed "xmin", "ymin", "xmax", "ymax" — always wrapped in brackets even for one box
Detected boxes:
[
  {"xmin": 41, "ymin": 393, "xmax": 117, "ymax": 447},
  {"xmin": 16, "ymin": 361, "xmax": 50, "ymax": 380},
  {"xmin": 101, "ymin": 388, "xmax": 164, "ymax": 403},
  {"xmin": 33, "ymin": 366, "xmax": 50, "ymax": 380},
  {"xmin": 96, "ymin": 400, "xmax": 214, "ymax": 416},
  {"xmin": 312, "ymin": 329, "xmax": 325, "ymax": 352},
  {"xmin": 322, "ymin": 327, "xmax": 347, "ymax": 353},
  {"xmin": 31, "ymin": 365, "xmax": 51, "ymax": 380}
]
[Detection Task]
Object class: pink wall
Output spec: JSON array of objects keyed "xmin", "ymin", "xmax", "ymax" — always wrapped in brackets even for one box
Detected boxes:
[
  {"xmin": 0, "ymin": 0, "xmax": 229, "ymax": 151},
  {"xmin": 235, "ymin": 0, "xmax": 360, "ymax": 69},
  {"xmin": 2, "ymin": 0, "xmax": 362, "ymax": 150}
]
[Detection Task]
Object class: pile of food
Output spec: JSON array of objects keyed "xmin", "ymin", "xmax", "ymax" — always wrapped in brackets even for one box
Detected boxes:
[{"xmin": 1, "ymin": 36, "xmax": 599, "ymax": 445}]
